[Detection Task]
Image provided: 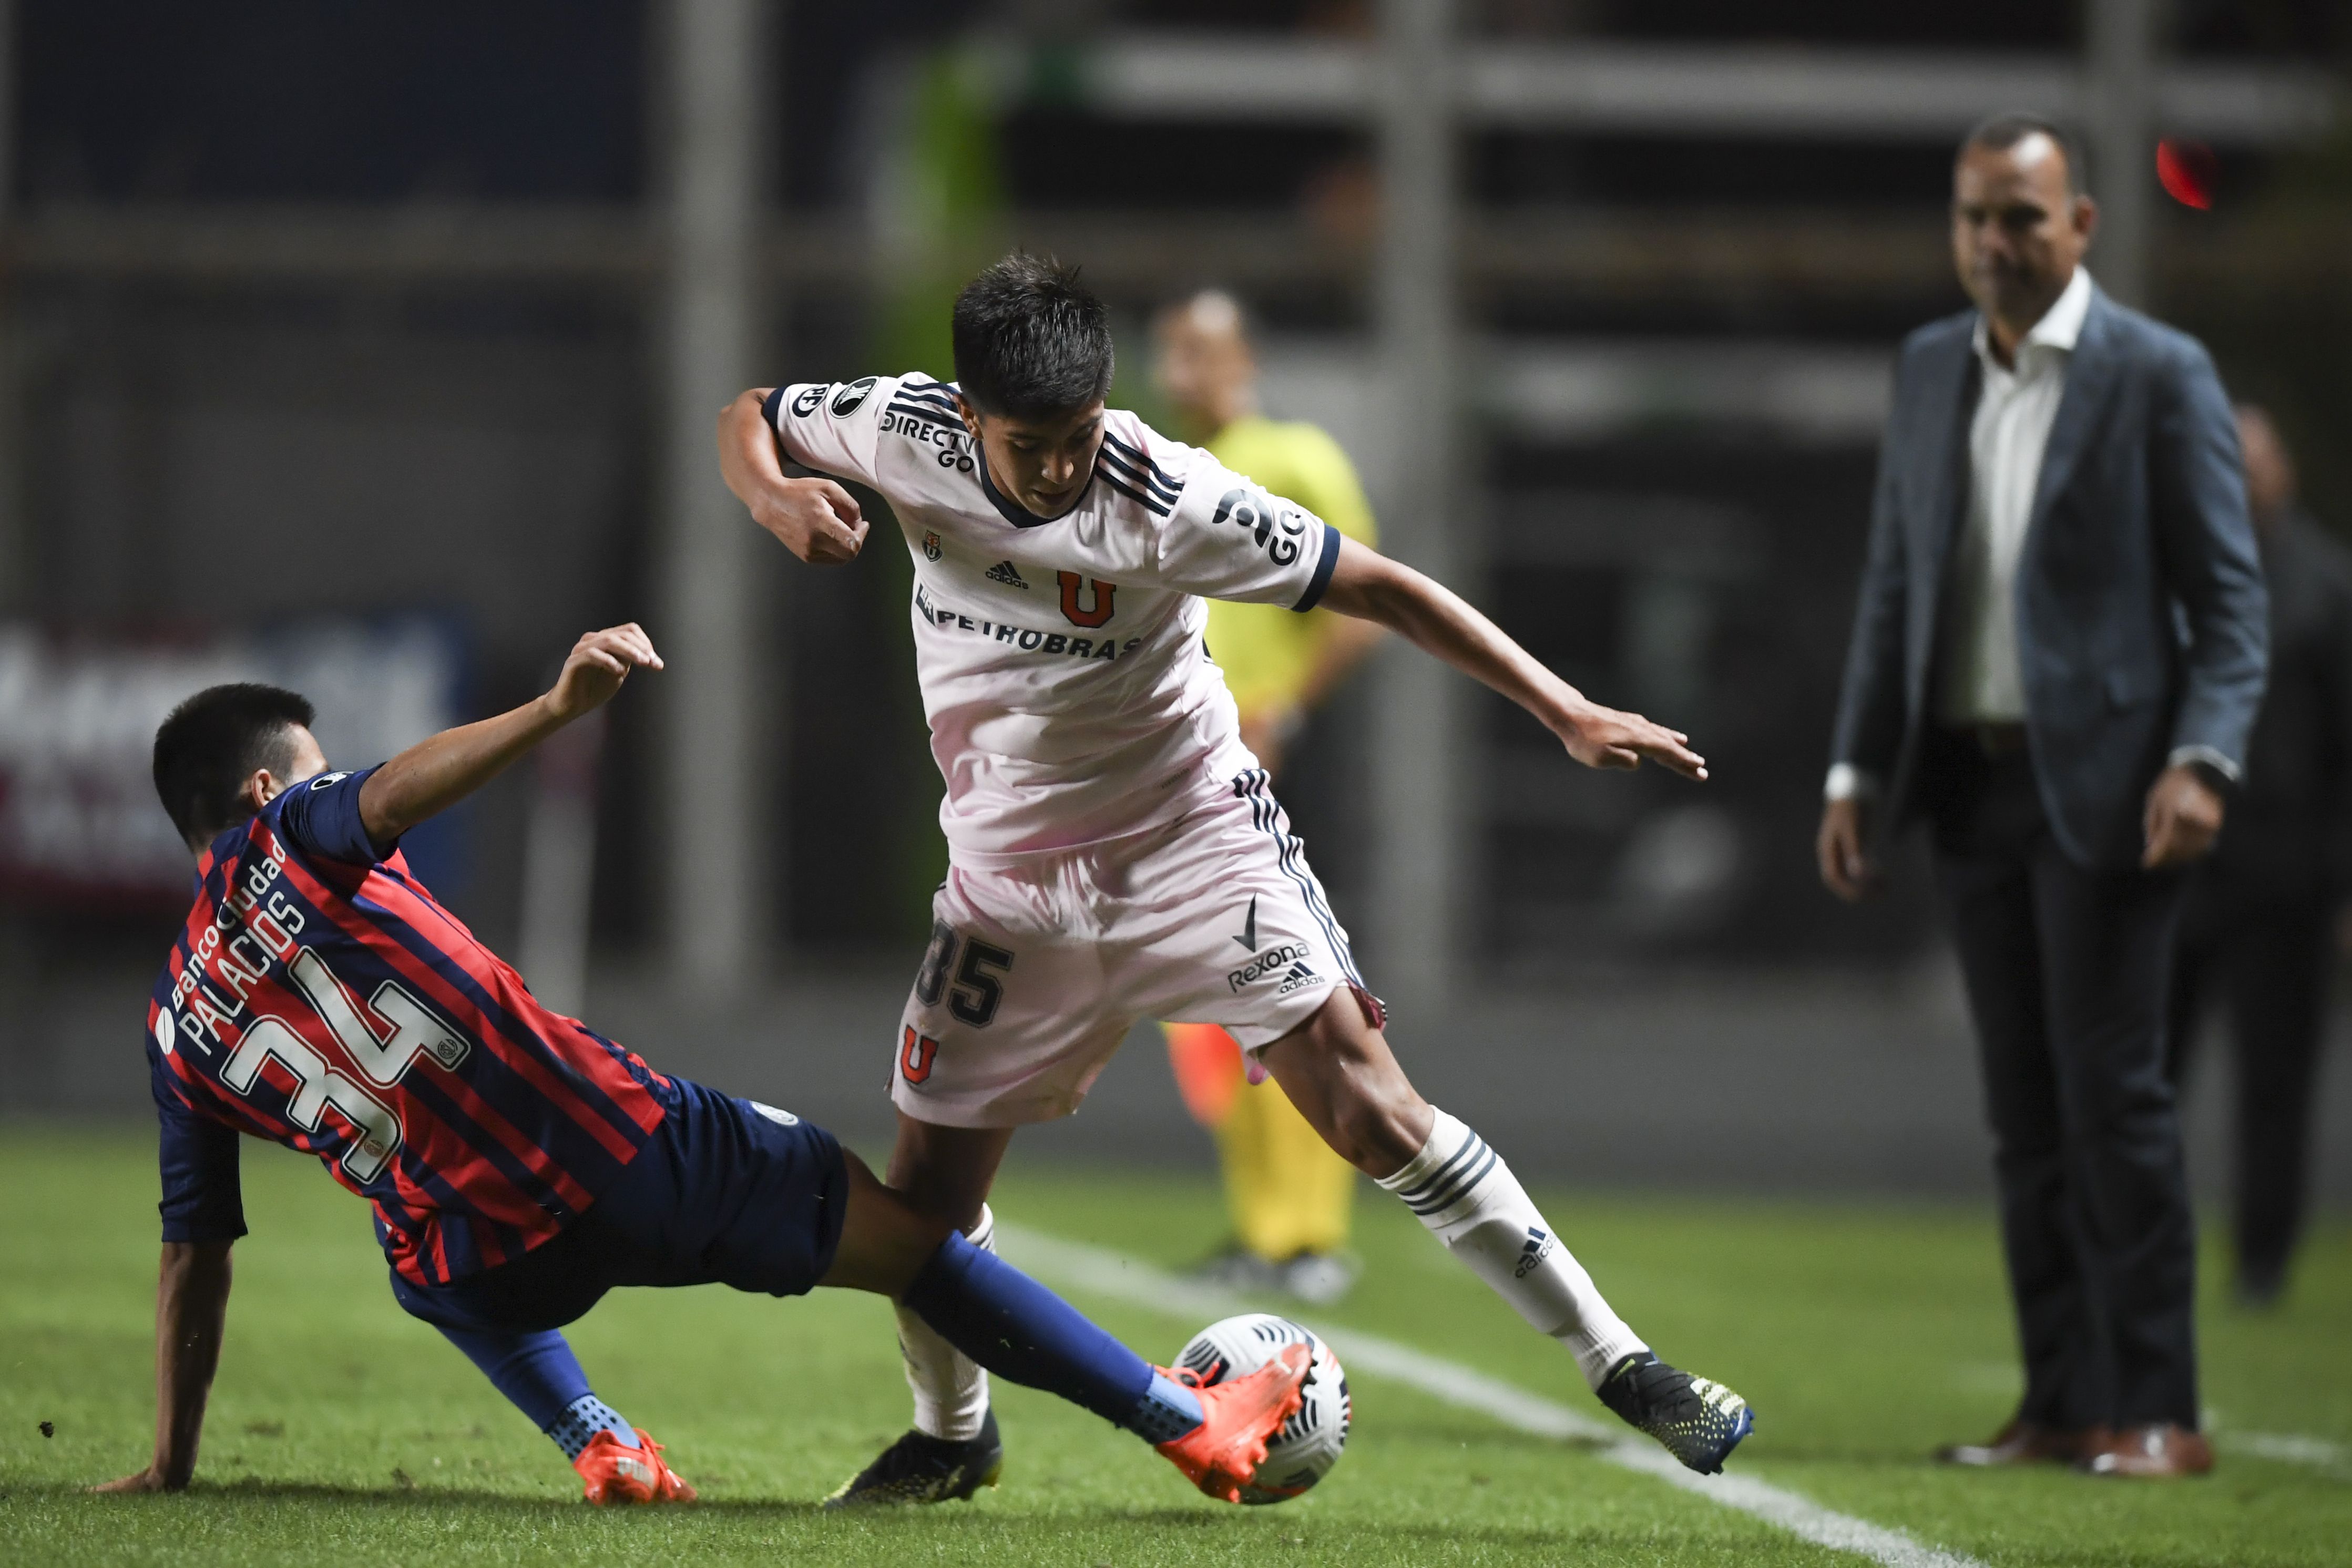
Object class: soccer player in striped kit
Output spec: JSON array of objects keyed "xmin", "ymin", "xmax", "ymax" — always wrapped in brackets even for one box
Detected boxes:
[
  {"xmin": 100, "ymin": 626, "xmax": 1312, "ymax": 1505},
  {"xmin": 720, "ymin": 254, "xmax": 1754, "ymax": 1506}
]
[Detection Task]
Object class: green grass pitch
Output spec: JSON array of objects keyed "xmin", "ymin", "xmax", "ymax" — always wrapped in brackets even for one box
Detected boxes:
[{"xmin": 3, "ymin": 1127, "xmax": 2347, "ymax": 1566}]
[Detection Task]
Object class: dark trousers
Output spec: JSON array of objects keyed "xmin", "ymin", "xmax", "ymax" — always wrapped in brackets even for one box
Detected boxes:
[
  {"xmin": 1926, "ymin": 733, "xmax": 2198, "ymax": 1429},
  {"xmin": 2166, "ymin": 872, "xmax": 2333, "ymax": 1294}
]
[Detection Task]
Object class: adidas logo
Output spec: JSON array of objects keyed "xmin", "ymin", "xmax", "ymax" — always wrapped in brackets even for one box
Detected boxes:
[
  {"xmin": 1514, "ymin": 1225, "xmax": 1554, "ymax": 1279},
  {"xmin": 985, "ymin": 560, "xmax": 1029, "ymax": 589},
  {"xmin": 1275, "ymin": 960, "xmax": 1320, "ymax": 996}
]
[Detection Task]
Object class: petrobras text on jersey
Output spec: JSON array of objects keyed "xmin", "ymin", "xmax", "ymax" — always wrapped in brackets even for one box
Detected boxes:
[{"xmin": 915, "ymin": 584, "xmax": 1142, "ymax": 663}]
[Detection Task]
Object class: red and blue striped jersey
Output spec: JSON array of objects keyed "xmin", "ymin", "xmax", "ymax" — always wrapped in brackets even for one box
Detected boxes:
[{"xmin": 146, "ymin": 766, "xmax": 676, "ymax": 1287}]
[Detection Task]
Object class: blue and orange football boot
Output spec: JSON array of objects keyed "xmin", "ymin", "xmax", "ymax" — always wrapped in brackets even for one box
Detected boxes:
[
  {"xmin": 574, "ymin": 1428, "xmax": 698, "ymax": 1504},
  {"xmin": 1154, "ymin": 1343, "xmax": 1312, "ymax": 1503}
]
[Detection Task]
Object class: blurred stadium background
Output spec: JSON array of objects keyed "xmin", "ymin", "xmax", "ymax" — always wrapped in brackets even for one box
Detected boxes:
[{"xmin": 0, "ymin": 0, "xmax": 2346, "ymax": 1212}]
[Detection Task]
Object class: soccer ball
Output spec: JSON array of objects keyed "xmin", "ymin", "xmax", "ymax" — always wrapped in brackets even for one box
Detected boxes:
[{"xmin": 1176, "ymin": 1313, "xmax": 1349, "ymax": 1503}]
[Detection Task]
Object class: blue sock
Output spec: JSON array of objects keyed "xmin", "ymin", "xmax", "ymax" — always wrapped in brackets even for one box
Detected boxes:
[
  {"xmin": 544, "ymin": 1394, "xmax": 640, "ymax": 1460},
  {"xmin": 903, "ymin": 1234, "xmax": 1203, "ymax": 1443},
  {"xmin": 436, "ymin": 1326, "xmax": 639, "ymax": 1458}
]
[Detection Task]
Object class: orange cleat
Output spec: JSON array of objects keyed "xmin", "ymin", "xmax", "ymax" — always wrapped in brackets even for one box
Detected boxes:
[
  {"xmin": 1153, "ymin": 1343, "xmax": 1311, "ymax": 1503},
  {"xmin": 574, "ymin": 1428, "xmax": 698, "ymax": 1505}
]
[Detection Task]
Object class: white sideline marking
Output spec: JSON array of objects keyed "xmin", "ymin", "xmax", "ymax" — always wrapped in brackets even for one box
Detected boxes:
[
  {"xmin": 997, "ymin": 1224, "xmax": 1985, "ymax": 1568},
  {"xmin": 2226, "ymin": 1431, "xmax": 2348, "ymax": 1470}
]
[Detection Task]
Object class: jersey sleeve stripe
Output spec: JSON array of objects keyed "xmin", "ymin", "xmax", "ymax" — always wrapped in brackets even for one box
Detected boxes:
[
  {"xmin": 884, "ymin": 399, "xmax": 962, "ymax": 431},
  {"xmin": 1293, "ymin": 520, "xmax": 1343, "ymax": 612},
  {"xmin": 1100, "ymin": 429, "xmax": 1181, "ymax": 485},
  {"xmin": 1096, "ymin": 441, "xmax": 1183, "ymax": 504},
  {"xmin": 1095, "ymin": 467, "xmax": 1173, "ymax": 518},
  {"xmin": 760, "ymin": 384, "xmax": 788, "ymax": 427}
]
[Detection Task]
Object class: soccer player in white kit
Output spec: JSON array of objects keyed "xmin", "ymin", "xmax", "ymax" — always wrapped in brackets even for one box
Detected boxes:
[{"xmin": 718, "ymin": 255, "xmax": 1753, "ymax": 1503}]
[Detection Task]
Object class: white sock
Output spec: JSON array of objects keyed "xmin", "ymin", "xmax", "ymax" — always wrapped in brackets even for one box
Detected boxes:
[
  {"xmin": 896, "ymin": 1202, "xmax": 994, "ymax": 1441},
  {"xmin": 1375, "ymin": 1109, "xmax": 1647, "ymax": 1390}
]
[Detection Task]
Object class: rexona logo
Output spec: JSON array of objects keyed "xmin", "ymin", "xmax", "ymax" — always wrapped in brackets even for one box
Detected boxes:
[
  {"xmin": 1229, "ymin": 941, "xmax": 1313, "ymax": 993},
  {"xmin": 830, "ymin": 376, "xmax": 877, "ymax": 416}
]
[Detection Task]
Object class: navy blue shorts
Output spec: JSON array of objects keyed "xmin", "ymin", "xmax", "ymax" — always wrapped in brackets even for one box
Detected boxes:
[{"xmin": 391, "ymin": 1078, "xmax": 848, "ymax": 1336}]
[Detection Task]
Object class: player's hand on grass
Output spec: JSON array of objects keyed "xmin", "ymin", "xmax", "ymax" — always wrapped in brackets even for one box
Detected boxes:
[
  {"xmin": 1557, "ymin": 701, "xmax": 1707, "ymax": 781},
  {"xmin": 754, "ymin": 475, "xmax": 870, "ymax": 566},
  {"xmin": 91, "ymin": 1465, "xmax": 180, "ymax": 1493},
  {"xmin": 546, "ymin": 624, "xmax": 663, "ymax": 722}
]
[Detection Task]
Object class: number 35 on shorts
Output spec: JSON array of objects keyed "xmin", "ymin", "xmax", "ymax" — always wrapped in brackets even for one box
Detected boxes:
[{"xmin": 912, "ymin": 921, "xmax": 1014, "ymax": 1028}]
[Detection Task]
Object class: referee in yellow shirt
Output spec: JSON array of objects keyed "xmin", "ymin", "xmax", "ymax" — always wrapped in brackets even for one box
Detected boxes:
[{"xmin": 1153, "ymin": 290, "xmax": 1383, "ymax": 1304}]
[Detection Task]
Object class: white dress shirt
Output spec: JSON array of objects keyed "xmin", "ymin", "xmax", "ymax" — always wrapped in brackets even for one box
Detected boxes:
[{"xmin": 1936, "ymin": 264, "xmax": 2093, "ymax": 727}]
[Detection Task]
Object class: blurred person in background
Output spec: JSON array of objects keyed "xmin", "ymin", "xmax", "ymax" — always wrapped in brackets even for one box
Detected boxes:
[
  {"xmin": 2166, "ymin": 405, "xmax": 2352, "ymax": 1309},
  {"xmin": 1152, "ymin": 289, "xmax": 1383, "ymax": 1304},
  {"xmin": 1818, "ymin": 115, "xmax": 2266, "ymax": 1479}
]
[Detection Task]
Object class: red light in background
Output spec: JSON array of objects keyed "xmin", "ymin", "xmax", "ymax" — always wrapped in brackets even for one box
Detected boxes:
[{"xmin": 2156, "ymin": 139, "xmax": 2217, "ymax": 210}]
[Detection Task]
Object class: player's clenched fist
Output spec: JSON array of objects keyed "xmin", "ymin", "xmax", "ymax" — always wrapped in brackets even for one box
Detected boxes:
[
  {"xmin": 756, "ymin": 475, "xmax": 870, "ymax": 566},
  {"xmin": 547, "ymin": 624, "xmax": 663, "ymax": 721},
  {"xmin": 717, "ymin": 390, "xmax": 870, "ymax": 565}
]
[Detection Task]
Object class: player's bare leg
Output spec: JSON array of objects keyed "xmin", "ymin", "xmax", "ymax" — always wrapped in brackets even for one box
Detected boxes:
[{"xmin": 1261, "ymin": 988, "xmax": 1755, "ymax": 1474}]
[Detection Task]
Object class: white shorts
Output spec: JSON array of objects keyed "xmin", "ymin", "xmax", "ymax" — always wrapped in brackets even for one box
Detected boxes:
[{"xmin": 890, "ymin": 770, "xmax": 1365, "ymax": 1128}]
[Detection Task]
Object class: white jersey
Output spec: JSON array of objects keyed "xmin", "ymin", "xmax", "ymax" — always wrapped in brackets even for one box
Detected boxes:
[{"xmin": 767, "ymin": 373, "xmax": 1341, "ymax": 861}]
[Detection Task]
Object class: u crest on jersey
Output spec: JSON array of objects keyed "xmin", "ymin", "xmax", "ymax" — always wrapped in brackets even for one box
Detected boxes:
[{"xmin": 1058, "ymin": 572, "xmax": 1116, "ymax": 628}]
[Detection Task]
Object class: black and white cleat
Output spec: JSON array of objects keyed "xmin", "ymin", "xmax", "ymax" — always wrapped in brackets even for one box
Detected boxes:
[
  {"xmin": 1597, "ymin": 1353, "xmax": 1755, "ymax": 1474},
  {"xmin": 822, "ymin": 1409, "xmax": 1005, "ymax": 1509}
]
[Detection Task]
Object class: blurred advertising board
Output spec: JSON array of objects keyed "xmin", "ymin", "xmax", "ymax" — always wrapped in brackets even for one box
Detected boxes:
[{"xmin": 0, "ymin": 617, "xmax": 466, "ymax": 909}]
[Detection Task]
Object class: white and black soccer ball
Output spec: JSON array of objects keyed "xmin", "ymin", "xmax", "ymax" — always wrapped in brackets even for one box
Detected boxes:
[{"xmin": 1176, "ymin": 1313, "xmax": 1349, "ymax": 1504}]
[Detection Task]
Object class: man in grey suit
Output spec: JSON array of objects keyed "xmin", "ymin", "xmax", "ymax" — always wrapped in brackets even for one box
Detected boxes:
[{"xmin": 1818, "ymin": 115, "xmax": 2266, "ymax": 1479}]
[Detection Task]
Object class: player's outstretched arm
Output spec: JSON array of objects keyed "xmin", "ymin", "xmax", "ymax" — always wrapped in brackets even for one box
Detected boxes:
[
  {"xmin": 356, "ymin": 625, "xmax": 662, "ymax": 847},
  {"xmin": 716, "ymin": 389, "xmax": 870, "ymax": 565},
  {"xmin": 1318, "ymin": 536, "xmax": 1706, "ymax": 780},
  {"xmin": 93, "ymin": 1241, "xmax": 233, "ymax": 1493}
]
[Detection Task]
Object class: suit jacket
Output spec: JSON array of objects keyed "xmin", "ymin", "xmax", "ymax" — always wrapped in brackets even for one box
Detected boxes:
[{"xmin": 1828, "ymin": 283, "xmax": 2268, "ymax": 871}]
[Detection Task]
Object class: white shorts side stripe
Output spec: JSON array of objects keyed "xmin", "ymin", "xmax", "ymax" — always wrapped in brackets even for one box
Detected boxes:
[{"xmin": 1235, "ymin": 769, "xmax": 1363, "ymax": 989}]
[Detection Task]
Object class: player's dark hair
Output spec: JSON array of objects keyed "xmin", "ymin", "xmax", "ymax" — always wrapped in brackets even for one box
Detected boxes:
[
  {"xmin": 152, "ymin": 683, "xmax": 316, "ymax": 849},
  {"xmin": 951, "ymin": 253, "xmax": 1116, "ymax": 419},
  {"xmin": 1959, "ymin": 112, "xmax": 2089, "ymax": 199}
]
